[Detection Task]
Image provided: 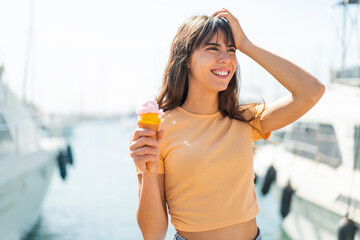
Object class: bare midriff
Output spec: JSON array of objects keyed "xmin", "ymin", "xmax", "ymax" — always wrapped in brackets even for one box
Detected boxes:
[{"xmin": 176, "ymin": 218, "xmax": 258, "ymax": 240}]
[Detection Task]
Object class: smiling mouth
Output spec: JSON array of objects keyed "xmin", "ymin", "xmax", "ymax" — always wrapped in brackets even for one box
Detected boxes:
[{"xmin": 211, "ymin": 70, "xmax": 230, "ymax": 77}]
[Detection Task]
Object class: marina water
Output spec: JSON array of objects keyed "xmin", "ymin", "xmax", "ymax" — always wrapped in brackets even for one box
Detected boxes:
[{"xmin": 24, "ymin": 120, "xmax": 290, "ymax": 240}]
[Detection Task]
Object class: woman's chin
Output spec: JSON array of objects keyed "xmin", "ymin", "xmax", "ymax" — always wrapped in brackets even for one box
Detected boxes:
[{"xmin": 214, "ymin": 84, "xmax": 230, "ymax": 92}]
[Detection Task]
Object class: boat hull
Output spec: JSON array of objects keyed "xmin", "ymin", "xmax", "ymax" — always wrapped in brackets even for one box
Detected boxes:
[
  {"xmin": 0, "ymin": 151, "xmax": 56, "ymax": 240},
  {"xmin": 282, "ymin": 192, "xmax": 360, "ymax": 240}
]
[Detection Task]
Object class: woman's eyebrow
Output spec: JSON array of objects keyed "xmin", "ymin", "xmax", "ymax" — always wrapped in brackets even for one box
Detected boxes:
[
  {"xmin": 204, "ymin": 43, "xmax": 236, "ymax": 48},
  {"xmin": 204, "ymin": 43, "xmax": 221, "ymax": 47}
]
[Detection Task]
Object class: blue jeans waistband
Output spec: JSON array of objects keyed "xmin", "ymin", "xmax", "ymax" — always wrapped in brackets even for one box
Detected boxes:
[{"xmin": 174, "ymin": 227, "xmax": 262, "ymax": 240}]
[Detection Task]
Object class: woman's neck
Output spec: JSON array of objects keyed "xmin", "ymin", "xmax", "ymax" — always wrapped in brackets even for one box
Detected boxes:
[{"xmin": 181, "ymin": 90, "xmax": 219, "ymax": 115}]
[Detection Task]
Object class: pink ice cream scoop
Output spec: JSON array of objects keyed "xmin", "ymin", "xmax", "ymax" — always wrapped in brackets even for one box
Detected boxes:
[{"xmin": 136, "ymin": 99, "xmax": 164, "ymax": 115}]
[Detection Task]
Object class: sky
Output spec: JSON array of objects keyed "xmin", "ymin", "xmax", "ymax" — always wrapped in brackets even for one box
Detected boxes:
[{"xmin": 0, "ymin": 0, "xmax": 358, "ymax": 115}]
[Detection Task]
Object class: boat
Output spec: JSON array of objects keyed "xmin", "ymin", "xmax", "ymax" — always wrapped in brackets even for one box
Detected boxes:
[
  {"xmin": 0, "ymin": 65, "xmax": 73, "ymax": 240},
  {"xmin": 254, "ymin": 1, "xmax": 360, "ymax": 240}
]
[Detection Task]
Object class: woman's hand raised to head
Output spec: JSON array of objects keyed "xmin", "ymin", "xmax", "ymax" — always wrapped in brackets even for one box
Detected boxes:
[{"xmin": 211, "ymin": 8, "xmax": 249, "ymax": 51}]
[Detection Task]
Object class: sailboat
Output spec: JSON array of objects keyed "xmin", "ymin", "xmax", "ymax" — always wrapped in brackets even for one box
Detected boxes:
[{"xmin": 254, "ymin": 1, "xmax": 360, "ymax": 240}]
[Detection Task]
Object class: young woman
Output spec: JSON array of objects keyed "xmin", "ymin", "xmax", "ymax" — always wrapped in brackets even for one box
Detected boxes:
[{"xmin": 129, "ymin": 8, "xmax": 325, "ymax": 240}]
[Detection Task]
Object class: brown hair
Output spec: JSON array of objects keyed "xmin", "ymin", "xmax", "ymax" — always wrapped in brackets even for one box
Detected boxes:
[{"xmin": 155, "ymin": 15, "xmax": 267, "ymax": 140}]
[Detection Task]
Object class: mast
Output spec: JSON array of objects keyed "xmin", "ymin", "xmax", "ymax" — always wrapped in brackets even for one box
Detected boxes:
[
  {"xmin": 0, "ymin": 65, "xmax": 6, "ymax": 106},
  {"xmin": 341, "ymin": 2, "xmax": 348, "ymax": 70},
  {"xmin": 330, "ymin": 0, "xmax": 360, "ymax": 85},
  {"xmin": 337, "ymin": 0, "xmax": 359, "ymax": 70},
  {"xmin": 23, "ymin": 0, "xmax": 35, "ymax": 103}
]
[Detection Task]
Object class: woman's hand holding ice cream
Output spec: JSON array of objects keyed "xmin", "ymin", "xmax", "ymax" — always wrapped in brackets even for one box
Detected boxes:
[
  {"xmin": 129, "ymin": 100, "xmax": 164, "ymax": 174},
  {"xmin": 130, "ymin": 128, "xmax": 165, "ymax": 174}
]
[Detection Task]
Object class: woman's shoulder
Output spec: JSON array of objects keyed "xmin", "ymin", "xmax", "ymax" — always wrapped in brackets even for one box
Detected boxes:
[
  {"xmin": 238, "ymin": 103, "xmax": 264, "ymax": 121},
  {"xmin": 159, "ymin": 107, "xmax": 181, "ymax": 127},
  {"xmin": 161, "ymin": 107, "xmax": 178, "ymax": 118}
]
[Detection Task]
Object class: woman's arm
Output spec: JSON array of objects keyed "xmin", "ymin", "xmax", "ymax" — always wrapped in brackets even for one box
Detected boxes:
[
  {"xmin": 130, "ymin": 129, "xmax": 168, "ymax": 239},
  {"xmin": 137, "ymin": 173, "xmax": 168, "ymax": 240},
  {"xmin": 212, "ymin": 8, "xmax": 325, "ymax": 133},
  {"xmin": 239, "ymin": 40, "xmax": 325, "ymax": 133}
]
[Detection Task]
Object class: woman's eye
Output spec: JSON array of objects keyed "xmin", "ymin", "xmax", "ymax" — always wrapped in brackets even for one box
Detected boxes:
[
  {"xmin": 207, "ymin": 47, "xmax": 218, "ymax": 51},
  {"xmin": 228, "ymin": 48, "xmax": 236, "ymax": 53}
]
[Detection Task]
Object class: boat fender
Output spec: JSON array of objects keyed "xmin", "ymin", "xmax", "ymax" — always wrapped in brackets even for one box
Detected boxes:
[
  {"xmin": 57, "ymin": 151, "xmax": 67, "ymax": 181},
  {"xmin": 280, "ymin": 183, "xmax": 294, "ymax": 219},
  {"xmin": 261, "ymin": 165, "xmax": 276, "ymax": 195},
  {"xmin": 338, "ymin": 217, "xmax": 358, "ymax": 240},
  {"xmin": 66, "ymin": 145, "xmax": 74, "ymax": 165}
]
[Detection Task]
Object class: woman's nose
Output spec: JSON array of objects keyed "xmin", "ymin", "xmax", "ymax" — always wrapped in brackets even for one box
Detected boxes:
[{"xmin": 217, "ymin": 51, "xmax": 231, "ymax": 63}]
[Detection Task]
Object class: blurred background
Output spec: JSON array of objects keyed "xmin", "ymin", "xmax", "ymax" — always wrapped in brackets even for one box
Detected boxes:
[{"xmin": 0, "ymin": 0, "xmax": 359, "ymax": 239}]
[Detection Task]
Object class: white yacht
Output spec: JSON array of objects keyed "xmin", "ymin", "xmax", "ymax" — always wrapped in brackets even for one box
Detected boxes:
[
  {"xmin": 254, "ymin": 72, "xmax": 360, "ymax": 240},
  {"xmin": 0, "ymin": 65, "xmax": 72, "ymax": 240},
  {"xmin": 254, "ymin": 1, "xmax": 360, "ymax": 239}
]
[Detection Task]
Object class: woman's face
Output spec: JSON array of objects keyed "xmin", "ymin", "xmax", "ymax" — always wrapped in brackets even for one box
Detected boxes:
[{"xmin": 188, "ymin": 31, "xmax": 237, "ymax": 94}]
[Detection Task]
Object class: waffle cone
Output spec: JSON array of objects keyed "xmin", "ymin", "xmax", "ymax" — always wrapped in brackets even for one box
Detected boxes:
[{"xmin": 137, "ymin": 122, "xmax": 159, "ymax": 173}]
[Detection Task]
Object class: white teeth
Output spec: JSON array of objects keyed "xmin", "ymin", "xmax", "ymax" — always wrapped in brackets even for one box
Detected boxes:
[{"xmin": 212, "ymin": 70, "xmax": 228, "ymax": 76}]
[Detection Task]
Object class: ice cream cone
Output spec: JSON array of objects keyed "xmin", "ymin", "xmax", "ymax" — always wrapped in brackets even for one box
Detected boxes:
[
  {"xmin": 137, "ymin": 121, "xmax": 159, "ymax": 172},
  {"xmin": 136, "ymin": 100, "xmax": 164, "ymax": 174}
]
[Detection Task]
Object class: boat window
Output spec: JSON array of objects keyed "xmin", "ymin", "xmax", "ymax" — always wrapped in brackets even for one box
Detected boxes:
[
  {"xmin": 316, "ymin": 124, "xmax": 342, "ymax": 168},
  {"xmin": 0, "ymin": 114, "xmax": 12, "ymax": 143},
  {"xmin": 355, "ymin": 126, "xmax": 360, "ymax": 170},
  {"xmin": 290, "ymin": 122, "xmax": 317, "ymax": 145},
  {"xmin": 285, "ymin": 122, "xmax": 342, "ymax": 168},
  {"xmin": 285, "ymin": 122, "xmax": 317, "ymax": 160}
]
